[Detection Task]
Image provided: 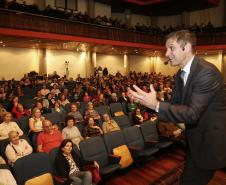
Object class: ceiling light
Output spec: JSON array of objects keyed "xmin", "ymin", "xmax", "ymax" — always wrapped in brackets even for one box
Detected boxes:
[{"xmin": 0, "ymin": 41, "xmax": 3, "ymax": 44}]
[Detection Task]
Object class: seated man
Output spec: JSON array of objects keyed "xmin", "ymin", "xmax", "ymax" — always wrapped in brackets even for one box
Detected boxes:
[
  {"xmin": 5, "ymin": 131, "xmax": 33, "ymax": 165},
  {"xmin": 37, "ymin": 120, "xmax": 63, "ymax": 153},
  {"xmin": 102, "ymin": 113, "xmax": 120, "ymax": 134}
]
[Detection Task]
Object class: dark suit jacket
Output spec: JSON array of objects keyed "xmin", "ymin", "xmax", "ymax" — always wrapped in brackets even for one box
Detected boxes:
[{"xmin": 158, "ymin": 56, "xmax": 226, "ymax": 170}]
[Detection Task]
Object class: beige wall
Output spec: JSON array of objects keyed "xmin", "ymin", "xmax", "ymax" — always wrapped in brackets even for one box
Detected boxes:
[
  {"xmin": 129, "ymin": 55, "xmax": 151, "ymax": 73},
  {"xmin": 199, "ymin": 53, "xmax": 222, "ymax": 71},
  {"xmin": 46, "ymin": 50, "xmax": 87, "ymax": 79},
  {"xmin": 0, "ymin": 47, "xmax": 38, "ymax": 80},
  {"xmin": 94, "ymin": 2, "xmax": 111, "ymax": 17},
  {"xmin": 96, "ymin": 54, "xmax": 124, "ymax": 75},
  {"xmin": 130, "ymin": 14, "xmax": 151, "ymax": 26},
  {"xmin": 0, "ymin": 47, "xmax": 224, "ymax": 80}
]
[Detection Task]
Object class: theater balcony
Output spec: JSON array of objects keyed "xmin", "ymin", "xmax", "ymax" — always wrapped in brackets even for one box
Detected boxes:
[{"xmin": 0, "ymin": 8, "xmax": 226, "ymax": 49}]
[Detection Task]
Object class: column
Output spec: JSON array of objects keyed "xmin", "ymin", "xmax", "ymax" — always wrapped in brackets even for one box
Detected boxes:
[
  {"xmin": 123, "ymin": 54, "xmax": 129, "ymax": 76},
  {"xmin": 38, "ymin": 49, "xmax": 47, "ymax": 75},
  {"xmin": 87, "ymin": 0, "xmax": 95, "ymax": 18},
  {"xmin": 222, "ymin": 51, "xmax": 226, "ymax": 82},
  {"xmin": 85, "ymin": 51, "xmax": 95, "ymax": 77}
]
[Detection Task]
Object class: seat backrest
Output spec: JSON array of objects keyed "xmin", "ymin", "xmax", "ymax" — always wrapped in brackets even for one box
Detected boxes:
[
  {"xmin": 140, "ymin": 121, "xmax": 159, "ymax": 142},
  {"xmin": 17, "ymin": 115, "xmax": 30, "ymax": 135},
  {"xmin": 94, "ymin": 105, "xmax": 110, "ymax": 116},
  {"xmin": 123, "ymin": 126, "xmax": 144, "ymax": 148},
  {"xmin": 13, "ymin": 153, "xmax": 52, "ymax": 185},
  {"xmin": 104, "ymin": 130, "xmax": 126, "ymax": 153},
  {"xmin": 25, "ymin": 173, "xmax": 54, "ymax": 185},
  {"xmin": 49, "ymin": 147, "xmax": 59, "ymax": 176},
  {"xmin": 109, "ymin": 103, "xmax": 123, "ymax": 116},
  {"xmin": 79, "ymin": 136, "xmax": 108, "ymax": 168},
  {"xmin": 43, "ymin": 112, "xmax": 62, "ymax": 125},
  {"xmin": 113, "ymin": 115, "xmax": 131, "ymax": 129}
]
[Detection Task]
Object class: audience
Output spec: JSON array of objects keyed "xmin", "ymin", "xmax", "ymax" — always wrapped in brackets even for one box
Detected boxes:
[
  {"xmin": 5, "ymin": 131, "xmax": 33, "ymax": 165},
  {"xmin": 37, "ymin": 119, "xmax": 62, "ymax": 153},
  {"xmin": 0, "ymin": 168, "xmax": 17, "ymax": 185},
  {"xmin": 0, "ymin": 112, "xmax": 23, "ymax": 140},
  {"xmin": 55, "ymin": 139, "xmax": 95, "ymax": 185},
  {"xmin": 83, "ymin": 117, "xmax": 103, "ymax": 138},
  {"xmin": 68, "ymin": 103, "xmax": 84, "ymax": 123},
  {"xmin": 102, "ymin": 113, "xmax": 120, "ymax": 133},
  {"xmin": 62, "ymin": 116, "xmax": 84, "ymax": 148}
]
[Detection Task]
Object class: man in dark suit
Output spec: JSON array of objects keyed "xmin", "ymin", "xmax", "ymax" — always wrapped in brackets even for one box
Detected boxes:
[{"xmin": 128, "ymin": 30, "xmax": 226, "ymax": 185}]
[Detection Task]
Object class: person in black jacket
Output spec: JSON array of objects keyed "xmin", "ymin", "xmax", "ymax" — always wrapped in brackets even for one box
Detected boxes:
[{"xmin": 55, "ymin": 139, "xmax": 99, "ymax": 185}]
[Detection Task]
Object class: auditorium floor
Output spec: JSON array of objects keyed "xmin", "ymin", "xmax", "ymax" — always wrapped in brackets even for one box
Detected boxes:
[{"xmin": 105, "ymin": 146, "xmax": 226, "ymax": 185}]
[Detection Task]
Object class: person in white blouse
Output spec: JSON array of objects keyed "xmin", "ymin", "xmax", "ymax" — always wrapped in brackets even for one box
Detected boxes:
[
  {"xmin": 0, "ymin": 112, "xmax": 23, "ymax": 141},
  {"xmin": 5, "ymin": 131, "xmax": 33, "ymax": 165},
  {"xmin": 62, "ymin": 116, "xmax": 84, "ymax": 148},
  {"xmin": 29, "ymin": 108, "xmax": 44, "ymax": 133},
  {"xmin": 0, "ymin": 169, "xmax": 17, "ymax": 185}
]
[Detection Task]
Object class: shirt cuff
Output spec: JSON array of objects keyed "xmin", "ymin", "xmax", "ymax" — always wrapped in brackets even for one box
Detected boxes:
[{"xmin": 155, "ymin": 101, "xmax": 160, "ymax": 112}]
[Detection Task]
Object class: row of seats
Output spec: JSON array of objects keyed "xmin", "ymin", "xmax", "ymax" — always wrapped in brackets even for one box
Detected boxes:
[{"xmin": 4, "ymin": 121, "xmax": 174, "ymax": 185}]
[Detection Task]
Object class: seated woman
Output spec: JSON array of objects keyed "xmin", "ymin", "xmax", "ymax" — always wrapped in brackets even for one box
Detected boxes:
[
  {"xmin": 5, "ymin": 131, "xmax": 33, "ymax": 165},
  {"xmin": 62, "ymin": 116, "xmax": 84, "ymax": 148},
  {"xmin": 102, "ymin": 113, "xmax": 120, "ymax": 134},
  {"xmin": 55, "ymin": 139, "xmax": 99, "ymax": 185},
  {"xmin": 133, "ymin": 108, "xmax": 145, "ymax": 125},
  {"xmin": 0, "ymin": 112, "xmax": 23, "ymax": 141},
  {"xmin": 84, "ymin": 102, "xmax": 100, "ymax": 121},
  {"xmin": 29, "ymin": 107, "xmax": 44, "ymax": 133},
  {"xmin": 83, "ymin": 117, "xmax": 103, "ymax": 139}
]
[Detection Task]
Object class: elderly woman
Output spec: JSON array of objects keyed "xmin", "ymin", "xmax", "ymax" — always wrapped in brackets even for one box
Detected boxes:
[
  {"xmin": 5, "ymin": 131, "xmax": 33, "ymax": 165},
  {"xmin": 0, "ymin": 112, "xmax": 23, "ymax": 141},
  {"xmin": 62, "ymin": 116, "xmax": 84, "ymax": 148},
  {"xmin": 55, "ymin": 139, "xmax": 99, "ymax": 185},
  {"xmin": 84, "ymin": 102, "xmax": 100, "ymax": 121},
  {"xmin": 83, "ymin": 117, "xmax": 103, "ymax": 139}
]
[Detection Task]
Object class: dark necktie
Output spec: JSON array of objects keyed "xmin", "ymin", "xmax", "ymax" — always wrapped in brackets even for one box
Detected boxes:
[{"xmin": 180, "ymin": 70, "xmax": 186, "ymax": 86}]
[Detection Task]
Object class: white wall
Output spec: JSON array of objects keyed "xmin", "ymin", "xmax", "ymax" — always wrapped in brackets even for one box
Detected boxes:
[
  {"xmin": 0, "ymin": 47, "xmax": 39, "ymax": 80},
  {"xmin": 94, "ymin": 2, "xmax": 111, "ymax": 17},
  {"xmin": 46, "ymin": 50, "xmax": 87, "ymax": 79},
  {"xmin": 96, "ymin": 54, "xmax": 124, "ymax": 75}
]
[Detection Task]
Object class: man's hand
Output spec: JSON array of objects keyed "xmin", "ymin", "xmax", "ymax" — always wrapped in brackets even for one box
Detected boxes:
[{"xmin": 128, "ymin": 84, "xmax": 159, "ymax": 110}]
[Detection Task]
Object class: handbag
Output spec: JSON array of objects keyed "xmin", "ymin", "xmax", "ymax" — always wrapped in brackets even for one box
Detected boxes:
[{"xmin": 83, "ymin": 165, "xmax": 101, "ymax": 183}]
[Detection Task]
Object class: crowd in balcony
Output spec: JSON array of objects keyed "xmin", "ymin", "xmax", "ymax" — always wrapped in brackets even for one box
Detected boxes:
[{"xmin": 0, "ymin": 0, "xmax": 225, "ymax": 35}]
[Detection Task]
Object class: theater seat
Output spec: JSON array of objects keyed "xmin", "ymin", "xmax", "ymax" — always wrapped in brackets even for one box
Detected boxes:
[
  {"xmin": 79, "ymin": 136, "xmax": 121, "ymax": 175},
  {"xmin": 13, "ymin": 153, "xmax": 53, "ymax": 185}
]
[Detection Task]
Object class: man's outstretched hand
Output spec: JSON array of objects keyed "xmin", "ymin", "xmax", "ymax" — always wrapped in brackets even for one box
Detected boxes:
[{"xmin": 128, "ymin": 84, "xmax": 159, "ymax": 111}]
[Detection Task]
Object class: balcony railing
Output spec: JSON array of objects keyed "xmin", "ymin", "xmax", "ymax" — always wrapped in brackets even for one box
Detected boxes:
[{"xmin": 0, "ymin": 8, "xmax": 226, "ymax": 46}]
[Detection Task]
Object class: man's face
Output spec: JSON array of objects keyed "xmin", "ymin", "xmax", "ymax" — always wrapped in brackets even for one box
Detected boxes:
[
  {"xmin": 43, "ymin": 120, "xmax": 53, "ymax": 133},
  {"xmin": 165, "ymin": 38, "xmax": 186, "ymax": 68},
  {"xmin": 9, "ymin": 132, "xmax": 20, "ymax": 145}
]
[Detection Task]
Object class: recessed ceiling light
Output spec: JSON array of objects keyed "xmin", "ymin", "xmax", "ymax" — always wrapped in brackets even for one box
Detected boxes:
[
  {"xmin": 2, "ymin": 44, "xmax": 5, "ymax": 47},
  {"xmin": 0, "ymin": 41, "xmax": 3, "ymax": 44}
]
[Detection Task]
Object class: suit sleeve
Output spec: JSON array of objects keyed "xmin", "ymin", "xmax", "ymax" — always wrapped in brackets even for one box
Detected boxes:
[{"xmin": 158, "ymin": 67, "xmax": 221, "ymax": 125}]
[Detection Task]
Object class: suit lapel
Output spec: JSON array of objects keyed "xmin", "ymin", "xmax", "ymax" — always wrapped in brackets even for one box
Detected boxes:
[{"xmin": 181, "ymin": 56, "xmax": 198, "ymax": 103}]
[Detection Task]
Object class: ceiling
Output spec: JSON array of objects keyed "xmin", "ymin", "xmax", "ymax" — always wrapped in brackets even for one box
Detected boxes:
[
  {"xmin": 95, "ymin": 0, "xmax": 220, "ymax": 16},
  {"xmin": 0, "ymin": 35, "xmax": 223, "ymax": 57}
]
